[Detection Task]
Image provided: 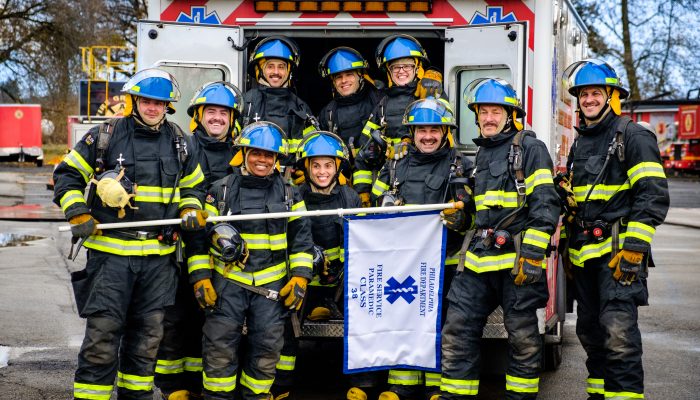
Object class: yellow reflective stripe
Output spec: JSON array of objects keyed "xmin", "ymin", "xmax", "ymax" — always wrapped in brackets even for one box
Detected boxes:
[
  {"xmin": 463, "ymin": 252, "xmax": 517, "ymax": 273},
  {"xmin": 441, "ymin": 377, "xmax": 479, "ymax": 395},
  {"xmin": 302, "ymin": 125, "xmax": 316, "ymax": 135},
  {"xmin": 116, "ymin": 371, "xmax": 153, "ymax": 391},
  {"xmin": 188, "ymin": 254, "xmax": 211, "ymax": 274},
  {"xmin": 203, "ymin": 371, "xmax": 236, "ymax": 392},
  {"xmin": 276, "ymin": 354, "xmax": 296, "ymax": 371},
  {"xmin": 134, "ymin": 186, "xmax": 180, "ymax": 203},
  {"xmin": 205, "ymin": 202, "xmax": 219, "ymax": 215},
  {"xmin": 74, "ymin": 382, "xmax": 113, "ymax": 400},
  {"xmin": 604, "ymin": 391, "xmax": 644, "ymax": 399},
  {"xmin": 353, "ymin": 169, "xmax": 373, "ymax": 185},
  {"xmin": 240, "ymin": 233, "xmax": 287, "ymax": 251},
  {"xmin": 179, "ymin": 197, "xmax": 202, "ymax": 209},
  {"xmin": 388, "ymin": 370, "xmax": 424, "ymax": 385},
  {"xmin": 60, "ymin": 190, "xmax": 87, "ymax": 213},
  {"xmin": 84, "ymin": 235, "xmax": 175, "ymax": 256},
  {"xmin": 522, "ymin": 228, "xmax": 551, "ymax": 250},
  {"xmin": 289, "ymin": 252, "xmax": 312, "ymax": 269},
  {"xmin": 474, "ymin": 191, "xmax": 519, "ymax": 211},
  {"xmin": 155, "ymin": 358, "xmax": 184, "ymax": 374},
  {"xmin": 240, "ymin": 370, "xmax": 274, "ymax": 394},
  {"xmin": 64, "ymin": 150, "xmax": 94, "ymax": 183},
  {"xmin": 627, "ymin": 162, "xmax": 665, "ymax": 186},
  {"xmin": 445, "ymin": 254, "xmax": 459, "ymax": 265},
  {"xmin": 213, "ymin": 260, "xmax": 287, "ymax": 286},
  {"xmin": 386, "ymin": 136, "xmax": 404, "ymax": 145},
  {"xmin": 568, "ymin": 233, "xmax": 628, "ymax": 267},
  {"xmin": 288, "ymin": 138, "xmax": 302, "ymax": 154},
  {"xmin": 626, "ymin": 221, "xmax": 655, "ymax": 244},
  {"xmin": 362, "ymin": 120, "xmax": 381, "ymax": 136},
  {"xmin": 524, "ymin": 169, "xmax": 553, "ymax": 195},
  {"xmin": 505, "ymin": 374, "xmax": 539, "ymax": 393},
  {"xmin": 289, "ymin": 200, "xmax": 306, "ymax": 222},
  {"xmin": 371, "ymin": 179, "xmax": 390, "ymax": 197},
  {"xmin": 573, "ymin": 183, "xmax": 630, "ymax": 202},
  {"xmin": 180, "ymin": 164, "xmax": 205, "ymax": 188},
  {"xmin": 425, "ymin": 372, "xmax": 441, "ymax": 387},
  {"xmin": 184, "ymin": 357, "xmax": 202, "ymax": 372},
  {"xmin": 587, "ymin": 378, "xmax": 605, "ymax": 394},
  {"xmin": 324, "ymin": 246, "xmax": 342, "ymax": 261}
]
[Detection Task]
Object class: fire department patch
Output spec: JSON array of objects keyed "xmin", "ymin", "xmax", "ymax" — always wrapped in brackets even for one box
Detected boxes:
[
  {"xmin": 206, "ymin": 194, "xmax": 215, "ymax": 204},
  {"xmin": 84, "ymin": 134, "xmax": 94, "ymax": 145}
]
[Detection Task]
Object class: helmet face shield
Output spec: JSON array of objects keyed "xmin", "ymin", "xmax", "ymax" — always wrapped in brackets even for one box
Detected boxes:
[
  {"xmin": 375, "ymin": 34, "xmax": 428, "ymax": 70},
  {"xmin": 187, "ymin": 81, "xmax": 244, "ymax": 117},
  {"xmin": 563, "ymin": 58, "xmax": 629, "ymax": 99},
  {"xmin": 319, "ymin": 47, "xmax": 368, "ymax": 78},
  {"xmin": 235, "ymin": 121, "xmax": 289, "ymax": 156},
  {"xmin": 122, "ymin": 68, "xmax": 181, "ymax": 102},
  {"xmin": 297, "ymin": 131, "xmax": 349, "ymax": 163},
  {"xmin": 464, "ymin": 77, "xmax": 525, "ymax": 118},
  {"xmin": 248, "ymin": 36, "xmax": 300, "ymax": 75},
  {"xmin": 210, "ymin": 223, "xmax": 246, "ymax": 263},
  {"xmin": 403, "ymin": 98, "xmax": 457, "ymax": 127}
]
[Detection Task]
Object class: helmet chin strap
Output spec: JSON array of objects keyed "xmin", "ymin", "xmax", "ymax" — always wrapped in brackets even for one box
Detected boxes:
[
  {"xmin": 133, "ymin": 97, "xmax": 166, "ymax": 130},
  {"xmin": 579, "ymin": 96, "xmax": 611, "ymax": 125}
]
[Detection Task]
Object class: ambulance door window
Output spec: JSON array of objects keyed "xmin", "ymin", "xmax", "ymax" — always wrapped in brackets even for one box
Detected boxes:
[{"xmin": 457, "ymin": 68, "xmax": 510, "ymax": 147}]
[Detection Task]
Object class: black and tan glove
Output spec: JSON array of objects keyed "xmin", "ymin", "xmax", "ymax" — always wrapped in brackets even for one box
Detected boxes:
[
  {"xmin": 280, "ymin": 276, "xmax": 308, "ymax": 310},
  {"xmin": 180, "ymin": 208, "xmax": 209, "ymax": 231},
  {"xmin": 193, "ymin": 278, "xmax": 217, "ymax": 309},
  {"xmin": 514, "ymin": 257, "xmax": 544, "ymax": 286},
  {"xmin": 386, "ymin": 138, "xmax": 411, "ymax": 160},
  {"xmin": 292, "ymin": 169, "xmax": 306, "ymax": 185},
  {"xmin": 608, "ymin": 249, "xmax": 644, "ymax": 285},
  {"xmin": 440, "ymin": 201, "xmax": 467, "ymax": 231},
  {"xmin": 69, "ymin": 214, "xmax": 100, "ymax": 238},
  {"xmin": 359, "ymin": 192, "xmax": 371, "ymax": 208},
  {"xmin": 415, "ymin": 68, "xmax": 443, "ymax": 99}
]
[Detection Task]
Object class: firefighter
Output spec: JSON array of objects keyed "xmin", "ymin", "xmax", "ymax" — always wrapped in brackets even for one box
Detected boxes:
[
  {"xmin": 192, "ymin": 121, "xmax": 314, "ymax": 400},
  {"xmin": 353, "ymin": 34, "xmax": 443, "ymax": 206},
  {"xmin": 439, "ymin": 78, "xmax": 560, "ymax": 400},
  {"xmin": 370, "ymin": 98, "xmax": 473, "ymax": 400},
  {"xmin": 155, "ymin": 81, "xmax": 244, "ymax": 400},
  {"xmin": 241, "ymin": 36, "xmax": 315, "ymax": 160},
  {"xmin": 54, "ymin": 68, "xmax": 207, "ymax": 400},
  {"xmin": 317, "ymin": 47, "xmax": 384, "ymax": 169},
  {"xmin": 561, "ymin": 59, "xmax": 669, "ymax": 400}
]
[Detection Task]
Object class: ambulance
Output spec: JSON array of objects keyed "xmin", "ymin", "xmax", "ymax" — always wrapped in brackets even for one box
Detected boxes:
[{"xmin": 139, "ymin": 0, "xmax": 590, "ymax": 370}]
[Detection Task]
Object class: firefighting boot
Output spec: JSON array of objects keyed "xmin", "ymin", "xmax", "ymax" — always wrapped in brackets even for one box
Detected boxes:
[
  {"xmin": 163, "ymin": 390, "xmax": 190, "ymax": 400},
  {"xmin": 378, "ymin": 392, "xmax": 400, "ymax": 400},
  {"xmin": 347, "ymin": 387, "xmax": 367, "ymax": 400}
]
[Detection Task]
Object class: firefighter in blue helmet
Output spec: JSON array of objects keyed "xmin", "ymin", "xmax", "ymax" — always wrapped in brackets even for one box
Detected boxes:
[
  {"xmin": 317, "ymin": 47, "xmax": 384, "ymax": 170},
  {"xmin": 354, "ymin": 34, "xmax": 444, "ymax": 207},
  {"xmin": 192, "ymin": 121, "xmax": 314, "ymax": 400},
  {"xmin": 155, "ymin": 81, "xmax": 244, "ymax": 399},
  {"xmin": 370, "ymin": 98, "xmax": 473, "ymax": 400},
  {"xmin": 241, "ymin": 36, "xmax": 315, "ymax": 161},
  {"xmin": 438, "ymin": 78, "xmax": 560, "ymax": 400},
  {"xmin": 54, "ymin": 68, "xmax": 207, "ymax": 400},
  {"xmin": 561, "ymin": 59, "xmax": 669, "ymax": 400}
]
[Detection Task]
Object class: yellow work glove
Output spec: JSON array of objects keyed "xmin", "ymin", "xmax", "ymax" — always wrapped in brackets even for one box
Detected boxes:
[
  {"xmin": 440, "ymin": 201, "xmax": 467, "ymax": 231},
  {"xmin": 292, "ymin": 169, "xmax": 306, "ymax": 185},
  {"xmin": 359, "ymin": 192, "xmax": 371, "ymax": 208},
  {"xmin": 514, "ymin": 257, "xmax": 544, "ymax": 286},
  {"xmin": 193, "ymin": 278, "xmax": 217, "ymax": 309},
  {"xmin": 180, "ymin": 208, "xmax": 209, "ymax": 231},
  {"xmin": 385, "ymin": 138, "xmax": 411, "ymax": 160},
  {"xmin": 69, "ymin": 214, "xmax": 100, "ymax": 238},
  {"xmin": 608, "ymin": 249, "xmax": 644, "ymax": 285},
  {"xmin": 415, "ymin": 68, "xmax": 443, "ymax": 99},
  {"xmin": 280, "ymin": 276, "xmax": 308, "ymax": 310}
]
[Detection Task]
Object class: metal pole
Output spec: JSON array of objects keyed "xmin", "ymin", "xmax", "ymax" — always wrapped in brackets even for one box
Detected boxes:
[{"xmin": 57, "ymin": 202, "xmax": 462, "ymax": 232}]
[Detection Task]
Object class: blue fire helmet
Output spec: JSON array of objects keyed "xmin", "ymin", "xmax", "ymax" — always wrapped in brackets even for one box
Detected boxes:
[
  {"xmin": 563, "ymin": 58, "xmax": 629, "ymax": 99},
  {"xmin": 402, "ymin": 98, "xmax": 457, "ymax": 127},
  {"xmin": 234, "ymin": 121, "xmax": 288, "ymax": 156},
  {"xmin": 187, "ymin": 81, "xmax": 244, "ymax": 117},
  {"xmin": 318, "ymin": 47, "xmax": 368, "ymax": 78},
  {"xmin": 375, "ymin": 34, "xmax": 428, "ymax": 70},
  {"xmin": 465, "ymin": 78, "xmax": 525, "ymax": 118},
  {"xmin": 297, "ymin": 131, "xmax": 349, "ymax": 163},
  {"xmin": 248, "ymin": 36, "xmax": 300, "ymax": 74},
  {"xmin": 122, "ymin": 68, "xmax": 181, "ymax": 102}
]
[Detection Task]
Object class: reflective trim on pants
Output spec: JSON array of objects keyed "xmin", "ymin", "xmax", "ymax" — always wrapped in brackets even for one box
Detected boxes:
[
  {"xmin": 388, "ymin": 370, "xmax": 424, "ymax": 386},
  {"xmin": 240, "ymin": 369, "xmax": 274, "ymax": 394},
  {"xmin": 505, "ymin": 374, "xmax": 539, "ymax": 394},
  {"xmin": 202, "ymin": 371, "xmax": 237, "ymax": 392},
  {"xmin": 276, "ymin": 354, "xmax": 296, "ymax": 371},
  {"xmin": 605, "ymin": 391, "xmax": 644, "ymax": 399},
  {"xmin": 440, "ymin": 377, "xmax": 479, "ymax": 395},
  {"xmin": 587, "ymin": 377, "xmax": 605, "ymax": 394},
  {"xmin": 74, "ymin": 382, "xmax": 113, "ymax": 400},
  {"xmin": 116, "ymin": 371, "xmax": 154, "ymax": 391}
]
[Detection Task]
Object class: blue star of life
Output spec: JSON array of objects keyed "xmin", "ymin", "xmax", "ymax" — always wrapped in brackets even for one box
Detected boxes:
[
  {"xmin": 177, "ymin": 6, "xmax": 221, "ymax": 25},
  {"xmin": 470, "ymin": 6, "xmax": 517, "ymax": 25},
  {"xmin": 384, "ymin": 276, "xmax": 418, "ymax": 304}
]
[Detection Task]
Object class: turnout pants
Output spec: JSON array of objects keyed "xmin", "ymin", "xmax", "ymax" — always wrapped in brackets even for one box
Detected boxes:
[
  {"xmin": 440, "ymin": 269, "xmax": 548, "ymax": 400},
  {"xmin": 73, "ymin": 251, "xmax": 178, "ymax": 400},
  {"xmin": 573, "ymin": 256, "xmax": 647, "ymax": 400},
  {"xmin": 155, "ymin": 264, "xmax": 205, "ymax": 396},
  {"xmin": 201, "ymin": 274, "xmax": 285, "ymax": 400}
]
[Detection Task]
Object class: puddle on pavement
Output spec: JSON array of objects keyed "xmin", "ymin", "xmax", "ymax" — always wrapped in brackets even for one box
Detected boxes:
[{"xmin": 0, "ymin": 233, "xmax": 44, "ymax": 247}]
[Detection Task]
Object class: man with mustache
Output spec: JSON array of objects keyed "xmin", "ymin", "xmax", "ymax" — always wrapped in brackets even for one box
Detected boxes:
[
  {"xmin": 241, "ymin": 36, "xmax": 314, "ymax": 162},
  {"xmin": 369, "ymin": 98, "xmax": 473, "ymax": 400},
  {"xmin": 155, "ymin": 81, "xmax": 244, "ymax": 400},
  {"xmin": 353, "ymin": 34, "xmax": 443, "ymax": 207},
  {"xmin": 561, "ymin": 59, "xmax": 668, "ymax": 400},
  {"xmin": 438, "ymin": 78, "xmax": 559, "ymax": 400}
]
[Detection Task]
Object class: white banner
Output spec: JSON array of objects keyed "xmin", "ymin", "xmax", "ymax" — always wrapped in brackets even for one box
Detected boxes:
[{"xmin": 344, "ymin": 211, "xmax": 446, "ymax": 373}]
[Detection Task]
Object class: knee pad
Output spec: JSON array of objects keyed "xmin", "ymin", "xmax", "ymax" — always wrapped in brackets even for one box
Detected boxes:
[{"xmin": 82, "ymin": 315, "xmax": 122, "ymax": 365}]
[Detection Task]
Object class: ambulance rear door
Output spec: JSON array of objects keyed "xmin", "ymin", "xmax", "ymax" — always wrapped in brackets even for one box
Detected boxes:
[
  {"xmin": 136, "ymin": 21, "xmax": 245, "ymax": 129},
  {"xmin": 443, "ymin": 23, "xmax": 527, "ymax": 152}
]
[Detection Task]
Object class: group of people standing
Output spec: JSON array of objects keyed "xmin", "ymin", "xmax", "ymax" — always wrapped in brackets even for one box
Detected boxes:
[{"xmin": 54, "ymin": 33, "xmax": 668, "ymax": 400}]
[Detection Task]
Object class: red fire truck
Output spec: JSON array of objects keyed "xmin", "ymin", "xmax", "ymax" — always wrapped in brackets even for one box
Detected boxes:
[{"xmin": 0, "ymin": 104, "xmax": 43, "ymax": 166}]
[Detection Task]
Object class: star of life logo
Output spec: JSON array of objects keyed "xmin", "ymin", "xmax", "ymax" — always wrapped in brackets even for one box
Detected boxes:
[{"xmin": 384, "ymin": 275, "xmax": 418, "ymax": 304}]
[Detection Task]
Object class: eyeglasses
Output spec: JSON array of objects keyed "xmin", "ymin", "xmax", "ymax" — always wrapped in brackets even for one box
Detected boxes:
[{"xmin": 389, "ymin": 64, "xmax": 416, "ymax": 73}]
